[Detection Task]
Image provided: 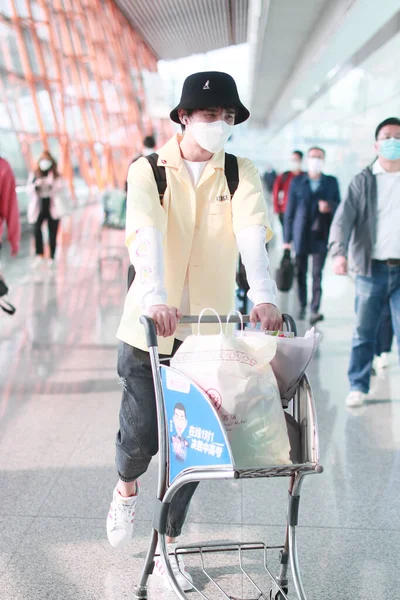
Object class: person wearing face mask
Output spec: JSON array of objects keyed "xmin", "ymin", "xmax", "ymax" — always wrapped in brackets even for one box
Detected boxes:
[
  {"xmin": 329, "ymin": 117, "xmax": 400, "ymax": 408},
  {"xmin": 272, "ymin": 150, "xmax": 304, "ymax": 227},
  {"xmin": 107, "ymin": 71, "xmax": 282, "ymax": 591},
  {"xmin": 283, "ymin": 146, "xmax": 340, "ymax": 324},
  {"xmin": 27, "ymin": 151, "xmax": 68, "ymax": 268}
]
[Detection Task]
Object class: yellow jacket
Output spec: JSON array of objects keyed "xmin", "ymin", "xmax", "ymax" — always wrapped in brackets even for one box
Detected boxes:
[{"xmin": 117, "ymin": 134, "xmax": 273, "ymax": 354}]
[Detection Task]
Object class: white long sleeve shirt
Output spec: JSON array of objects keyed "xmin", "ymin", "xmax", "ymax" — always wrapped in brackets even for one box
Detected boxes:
[{"xmin": 129, "ymin": 224, "xmax": 277, "ymax": 339}]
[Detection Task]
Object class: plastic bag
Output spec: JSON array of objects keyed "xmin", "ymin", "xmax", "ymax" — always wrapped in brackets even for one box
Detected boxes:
[
  {"xmin": 236, "ymin": 328, "xmax": 321, "ymax": 401},
  {"xmin": 171, "ymin": 310, "xmax": 291, "ymax": 468}
]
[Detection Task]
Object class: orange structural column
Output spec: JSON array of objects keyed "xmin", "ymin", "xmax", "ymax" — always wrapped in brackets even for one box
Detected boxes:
[
  {"xmin": 9, "ymin": 0, "xmax": 49, "ymax": 148},
  {"xmin": 1, "ymin": 0, "xmax": 171, "ymax": 193}
]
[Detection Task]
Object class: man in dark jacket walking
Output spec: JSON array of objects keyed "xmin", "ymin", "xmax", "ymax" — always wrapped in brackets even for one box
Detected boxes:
[
  {"xmin": 284, "ymin": 147, "xmax": 340, "ymax": 324},
  {"xmin": 272, "ymin": 150, "xmax": 304, "ymax": 227},
  {"xmin": 329, "ymin": 117, "xmax": 400, "ymax": 408}
]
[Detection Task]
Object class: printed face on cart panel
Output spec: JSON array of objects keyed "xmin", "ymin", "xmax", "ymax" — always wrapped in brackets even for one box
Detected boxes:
[{"xmin": 173, "ymin": 405, "xmax": 187, "ymax": 436}]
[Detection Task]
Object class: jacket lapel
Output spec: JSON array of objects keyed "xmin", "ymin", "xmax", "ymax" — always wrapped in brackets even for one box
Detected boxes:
[
  {"xmin": 318, "ymin": 174, "xmax": 326, "ymax": 198},
  {"xmin": 301, "ymin": 176, "xmax": 314, "ymax": 214},
  {"xmin": 197, "ymin": 149, "xmax": 224, "ymax": 188}
]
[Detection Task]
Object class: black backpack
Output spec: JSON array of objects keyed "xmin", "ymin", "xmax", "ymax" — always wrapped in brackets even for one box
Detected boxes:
[{"xmin": 127, "ymin": 152, "xmax": 239, "ymax": 289}]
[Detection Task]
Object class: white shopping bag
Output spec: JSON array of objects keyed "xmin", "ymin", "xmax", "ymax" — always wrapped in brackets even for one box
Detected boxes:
[
  {"xmin": 236, "ymin": 328, "xmax": 321, "ymax": 401},
  {"xmin": 171, "ymin": 310, "xmax": 291, "ymax": 469}
]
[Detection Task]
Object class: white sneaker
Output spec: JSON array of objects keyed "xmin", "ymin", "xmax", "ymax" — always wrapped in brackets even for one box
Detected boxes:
[
  {"xmin": 154, "ymin": 542, "xmax": 194, "ymax": 592},
  {"xmin": 346, "ymin": 391, "xmax": 366, "ymax": 408},
  {"xmin": 48, "ymin": 258, "xmax": 56, "ymax": 268},
  {"xmin": 375, "ymin": 353, "xmax": 389, "ymax": 371},
  {"xmin": 32, "ymin": 256, "xmax": 45, "ymax": 269},
  {"xmin": 107, "ymin": 483, "xmax": 139, "ymax": 548}
]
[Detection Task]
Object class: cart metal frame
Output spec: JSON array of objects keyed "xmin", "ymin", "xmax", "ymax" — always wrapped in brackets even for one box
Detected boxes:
[{"xmin": 134, "ymin": 314, "xmax": 323, "ymax": 600}]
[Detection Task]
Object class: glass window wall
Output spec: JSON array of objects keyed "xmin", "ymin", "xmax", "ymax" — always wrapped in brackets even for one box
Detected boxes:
[{"xmin": 0, "ymin": 0, "xmax": 170, "ymax": 189}]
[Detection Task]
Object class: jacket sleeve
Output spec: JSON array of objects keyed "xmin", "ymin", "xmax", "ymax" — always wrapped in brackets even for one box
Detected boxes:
[
  {"xmin": 235, "ymin": 225, "xmax": 278, "ymax": 307},
  {"xmin": 128, "ymin": 227, "xmax": 167, "ymax": 308},
  {"xmin": 328, "ymin": 174, "xmax": 360, "ymax": 258},
  {"xmin": 0, "ymin": 162, "xmax": 20, "ymax": 255},
  {"xmin": 54, "ymin": 176, "xmax": 65, "ymax": 193},
  {"xmin": 232, "ymin": 158, "xmax": 273, "ymax": 242},
  {"xmin": 125, "ymin": 157, "xmax": 167, "ymax": 248},
  {"xmin": 329, "ymin": 176, "xmax": 341, "ymax": 215},
  {"xmin": 272, "ymin": 173, "xmax": 282, "ymax": 214},
  {"xmin": 283, "ymin": 179, "xmax": 296, "ymax": 244}
]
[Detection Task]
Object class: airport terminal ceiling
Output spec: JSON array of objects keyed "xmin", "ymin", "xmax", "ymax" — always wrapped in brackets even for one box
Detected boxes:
[{"xmin": 113, "ymin": 0, "xmax": 249, "ymax": 59}]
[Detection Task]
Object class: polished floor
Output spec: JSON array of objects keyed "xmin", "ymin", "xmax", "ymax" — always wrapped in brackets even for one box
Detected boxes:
[{"xmin": 0, "ymin": 206, "xmax": 399, "ymax": 600}]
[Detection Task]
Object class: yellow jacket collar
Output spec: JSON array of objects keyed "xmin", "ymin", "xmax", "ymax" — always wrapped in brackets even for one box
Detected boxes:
[{"xmin": 157, "ymin": 134, "xmax": 225, "ymax": 171}]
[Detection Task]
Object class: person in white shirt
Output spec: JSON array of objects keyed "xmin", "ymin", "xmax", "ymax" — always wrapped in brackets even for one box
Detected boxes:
[{"xmin": 329, "ymin": 117, "xmax": 400, "ymax": 407}]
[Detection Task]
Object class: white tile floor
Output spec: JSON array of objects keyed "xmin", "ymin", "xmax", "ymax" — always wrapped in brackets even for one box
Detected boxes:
[{"xmin": 0, "ymin": 207, "xmax": 399, "ymax": 600}]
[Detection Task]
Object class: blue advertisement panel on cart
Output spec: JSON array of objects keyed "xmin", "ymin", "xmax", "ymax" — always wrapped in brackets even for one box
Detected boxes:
[{"xmin": 161, "ymin": 366, "xmax": 233, "ymax": 484}]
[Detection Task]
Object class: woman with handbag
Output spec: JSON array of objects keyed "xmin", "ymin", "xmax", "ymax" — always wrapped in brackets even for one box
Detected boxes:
[{"xmin": 27, "ymin": 151, "xmax": 69, "ymax": 267}]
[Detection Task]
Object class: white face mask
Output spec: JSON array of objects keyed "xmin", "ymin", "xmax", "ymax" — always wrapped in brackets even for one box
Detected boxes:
[
  {"xmin": 290, "ymin": 160, "xmax": 301, "ymax": 172},
  {"xmin": 39, "ymin": 159, "xmax": 52, "ymax": 171},
  {"xmin": 191, "ymin": 120, "xmax": 233, "ymax": 153},
  {"xmin": 307, "ymin": 157, "xmax": 324, "ymax": 174}
]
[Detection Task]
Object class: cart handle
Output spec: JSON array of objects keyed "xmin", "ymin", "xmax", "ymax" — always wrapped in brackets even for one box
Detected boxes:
[{"xmin": 140, "ymin": 313, "xmax": 297, "ymax": 349}]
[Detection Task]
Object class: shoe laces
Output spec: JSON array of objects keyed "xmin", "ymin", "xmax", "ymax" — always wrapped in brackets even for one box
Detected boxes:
[{"xmin": 112, "ymin": 499, "xmax": 135, "ymax": 527}]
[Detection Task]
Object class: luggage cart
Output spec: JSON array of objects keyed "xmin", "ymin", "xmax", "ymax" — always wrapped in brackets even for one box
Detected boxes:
[{"xmin": 134, "ymin": 314, "xmax": 323, "ymax": 600}]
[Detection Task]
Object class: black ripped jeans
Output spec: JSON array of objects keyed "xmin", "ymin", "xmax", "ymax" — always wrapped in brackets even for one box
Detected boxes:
[{"xmin": 115, "ymin": 339, "xmax": 198, "ymax": 538}]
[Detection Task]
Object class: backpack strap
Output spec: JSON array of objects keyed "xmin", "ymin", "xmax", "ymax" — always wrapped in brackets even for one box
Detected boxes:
[
  {"xmin": 146, "ymin": 152, "xmax": 239, "ymax": 202},
  {"xmin": 224, "ymin": 152, "xmax": 239, "ymax": 197},
  {"xmin": 146, "ymin": 153, "xmax": 166, "ymax": 204}
]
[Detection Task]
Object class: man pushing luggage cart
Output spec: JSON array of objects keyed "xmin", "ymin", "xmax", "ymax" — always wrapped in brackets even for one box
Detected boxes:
[
  {"xmin": 107, "ymin": 71, "xmax": 282, "ymax": 593},
  {"xmin": 137, "ymin": 312, "xmax": 322, "ymax": 599}
]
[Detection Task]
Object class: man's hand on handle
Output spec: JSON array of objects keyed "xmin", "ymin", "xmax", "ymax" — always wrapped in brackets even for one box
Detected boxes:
[
  {"xmin": 146, "ymin": 305, "xmax": 182, "ymax": 337},
  {"xmin": 250, "ymin": 303, "xmax": 282, "ymax": 331},
  {"xmin": 147, "ymin": 304, "xmax": 283, "ymax": 336},
  {"xmin": 333, "ymin": 256, "xmax": 348, "ymax": 275}
]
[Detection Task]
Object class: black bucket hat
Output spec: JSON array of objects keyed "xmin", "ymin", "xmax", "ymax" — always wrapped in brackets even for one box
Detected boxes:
[{"xmin": 170, "ymin": 71, "xmax": 250, "ymax": 125}]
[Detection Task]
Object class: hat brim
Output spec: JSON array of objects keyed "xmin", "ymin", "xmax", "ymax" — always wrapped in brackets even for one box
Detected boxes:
[{"xmin": 170, "ymin": 101, "xmax": 250, "ymax": 125}]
